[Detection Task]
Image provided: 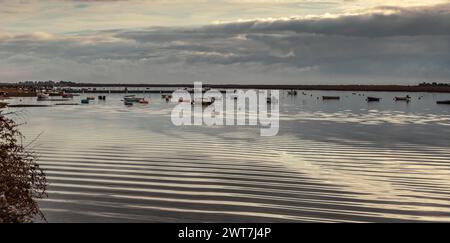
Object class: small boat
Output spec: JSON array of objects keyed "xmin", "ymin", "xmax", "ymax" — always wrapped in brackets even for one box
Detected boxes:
[
  {"xmin": 37, "ymin": 93, "xmax": 50, "ymax": 101},
  {"xmin": 138, "ymin": 98, "xmax": 149, "ymax": 104},
  {"xmin": 8, "ymin": 104, "xmax": 52, "ymax": 108},
  {"xmin": 81, "ymin": 99, "xmax": 89, "ymax": 104},
  {"xmin": 49, "ymin": 92, "xmax": 63, "ymax": 97},
  {"xmin": 394, "ymin": 95, "xmax": 411, "ymax": 101},
  {"xmin": 437, "ymin": 100, "xmax": 450, "ymax": 105},
  {"xmin": 62, "ymin": 93, "xmax": 74, "ymax": 99},
  {"xmin": 87, "ymin": 97, "xmax": 95, "ymax": 101},
  {"xmin": 124, "ymin": 95, "xmax": 141, "ymax": 102},
  {"xmin": 124, "ymin": 101, "xmax": 134, "ymax": 106},
  {"xmin": 367, "ymin": 97, "xmax": 381, "ymax": 102},
  {"xmin": 55, "ymin": 103, "xmax": 79, "ymax": 106},
  {"xmin": 202, "ymin": 98, "xmax": 215, "ymax": 106},
  {"xmin": 48, "ymin": 98, "xmax": 72, "ymax": 102},
  {"xmin": 287, "ymin": 90, "xmax": 298, "ymax": 96},
  {"xmin": 322, "ymin": 96, "xmax": 340, "ymax": 100}
]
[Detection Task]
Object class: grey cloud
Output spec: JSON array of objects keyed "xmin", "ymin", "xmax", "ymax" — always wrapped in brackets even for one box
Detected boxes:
[
  {"xmin": 1, "ymin": 3, "xmax": 450, "ymax": 84},
  {"xmin": 202, "ymin": 4, "xmax": 450, "ymax": 37}
]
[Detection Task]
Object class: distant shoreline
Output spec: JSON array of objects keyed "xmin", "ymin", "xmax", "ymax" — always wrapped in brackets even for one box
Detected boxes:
[{"xmin": 2, "ymin": 83, "xmax": 450, "ymax": 96}]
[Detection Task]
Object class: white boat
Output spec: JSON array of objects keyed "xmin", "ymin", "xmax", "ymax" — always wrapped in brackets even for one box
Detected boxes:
[{"xmin": 37, "ymin": 93, "xmax": 50, "ymax": 101}]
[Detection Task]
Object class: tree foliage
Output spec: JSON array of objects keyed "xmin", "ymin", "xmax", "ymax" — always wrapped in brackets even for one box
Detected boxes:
[{"xmin": 0, "ymin": 112, "xmax": 47, "ymax": 223}]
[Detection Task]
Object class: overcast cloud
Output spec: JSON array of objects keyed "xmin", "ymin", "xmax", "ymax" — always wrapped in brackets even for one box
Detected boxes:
[{"xmin": 0, "ymin": 1, "xmax": 449, "ymax": 84}]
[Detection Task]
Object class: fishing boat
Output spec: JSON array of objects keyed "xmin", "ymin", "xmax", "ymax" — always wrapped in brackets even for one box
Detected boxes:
[
  {"xmin": 37, "ymin": 93, "xmax": 50, "ymax": 101},
  {"xmin": 437, "ymin": 100, "xmax": 450, "ymax": 105},
  {"xmin": 322, "ymin": 96, "xmax": 340, "ymax": 100},
  {"xmin": 367, "ymin": 97, "xmax": 381, "ymax": 102},
  {"xmin": 394, "ymin": 95, "xmax": 411, "ymax": 101}
]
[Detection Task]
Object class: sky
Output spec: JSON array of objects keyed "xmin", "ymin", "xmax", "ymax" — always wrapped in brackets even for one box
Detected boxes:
[{"xmin": 1, "ymin": 0, "xmax": 450, "ymax": 84}]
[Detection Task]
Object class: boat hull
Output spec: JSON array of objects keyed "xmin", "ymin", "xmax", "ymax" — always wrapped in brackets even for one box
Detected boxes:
[
  {"xmin": 323, "ymin": 96, "xmax": 340, "ymax": 100},
  {"xmin": 367, "ymin": 97, "xmax": 381, "ymax": 102},
  {"xmin": 437, "ymin": 100, "xmax": 450, "ymax": 105}
]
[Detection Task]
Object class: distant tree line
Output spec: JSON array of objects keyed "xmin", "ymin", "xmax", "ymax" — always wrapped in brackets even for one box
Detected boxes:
[{"xmin": 419, "ymin": 82, "xmax": 450, "ymax": 87}]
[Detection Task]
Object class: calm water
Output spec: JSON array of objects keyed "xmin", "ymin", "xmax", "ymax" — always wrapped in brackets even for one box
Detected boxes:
[{"xmin": 5, "ymin": 90, "xmax": 450, "ymax": 222}]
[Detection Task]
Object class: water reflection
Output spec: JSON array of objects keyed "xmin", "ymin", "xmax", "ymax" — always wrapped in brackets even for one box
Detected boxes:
[{"xmin": 3, "ymin": 90, "xmax": 450, "ymax": 222}]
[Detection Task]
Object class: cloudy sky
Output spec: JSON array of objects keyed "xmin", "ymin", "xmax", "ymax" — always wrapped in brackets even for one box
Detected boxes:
[{"xmin": 1, "ymin": 0, "xmax": 450, "ymax": 84}]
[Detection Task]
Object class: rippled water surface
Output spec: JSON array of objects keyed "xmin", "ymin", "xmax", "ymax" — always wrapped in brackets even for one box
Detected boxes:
[{"xmin": 5, "ymin": 90, "xmax": 450, "ymax": 222}]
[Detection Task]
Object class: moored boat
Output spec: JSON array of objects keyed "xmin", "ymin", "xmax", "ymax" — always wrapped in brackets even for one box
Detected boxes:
[
  {"xmin": 8, "ymin": 104, "xmax": 52, "ymax": 108},
  {"xmin": 394, "ymin": 95, "xmax": 411, "ymax": 101},
  {"xmin": 138, "ymin": 98, "xmax": 149, "ymax": 104},
  {"xmin": 437, "ymin": 100, "xmax": 450, "ymax": 105},
  {"xmin": 49, "ymin": 92, "xmax": 63, "ymax": 96},
  {"xmin": 202, "ymin": 97, "xmax": 215, "ymax": 106},
  {"xmin": 37, "ymin": 93, "xmax": 50, "ymax": 101},
  {"xmin": 322, "ymin": 96, "xmax": 340, "ymax": 100},
  {"xmin": 367, "ymin": 97, "xmax": 381, "ymax": 102},
  {"xmin": 287, "ymin": 90, "xmax": 298, "ymax": 96},
  {"xmin": 62, "ymin": 93, "xmax": 74, "ymax": 99},
  {"xmin": 124, "ymin": 95, "xmax": 141, "ymax": 102},
  {"xmin": 81, "ymin": 99, "xmax": 89, "ymax": 104}
]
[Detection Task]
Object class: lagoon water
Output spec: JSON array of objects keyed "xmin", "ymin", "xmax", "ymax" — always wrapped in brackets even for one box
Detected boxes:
[{"xmin": 5, "ymin": 90, "xmax": 450, "ymax": 222}]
